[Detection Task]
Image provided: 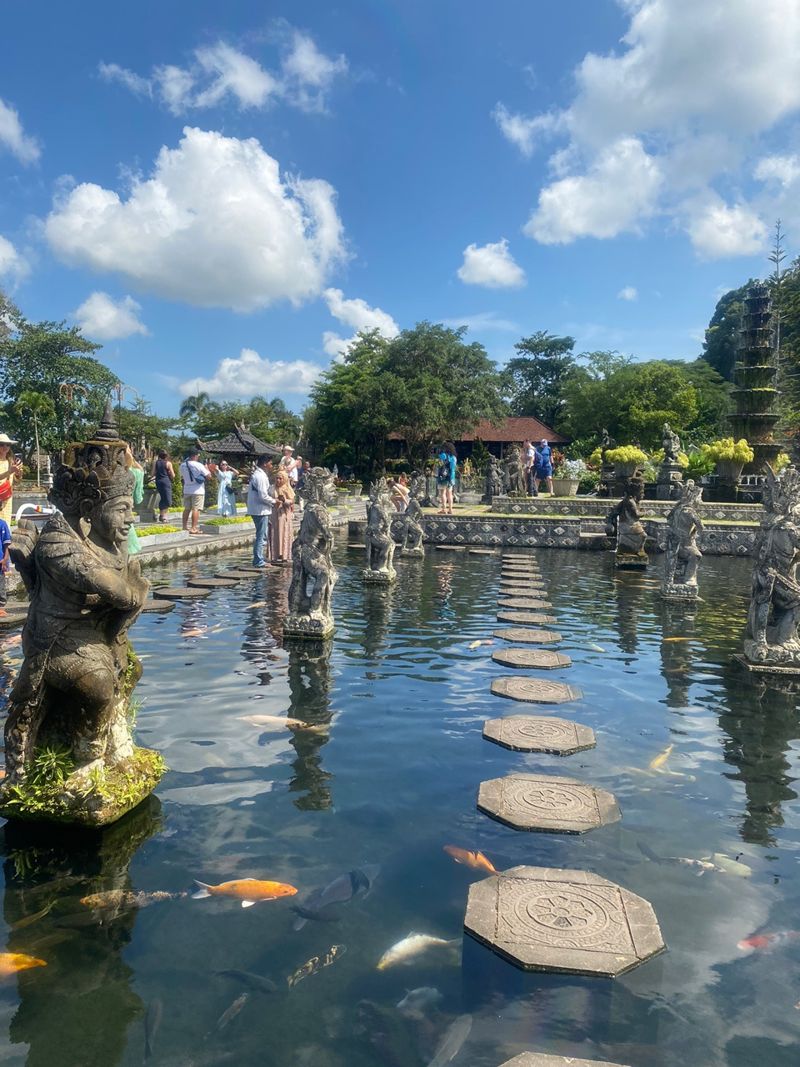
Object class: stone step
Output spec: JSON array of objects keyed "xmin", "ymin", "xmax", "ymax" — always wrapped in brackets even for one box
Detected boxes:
[
  {"xmin": 491, "ymin": 677, "xmax": 580, "ymax": 703},
  {"xmin": 477, "ymin": 773, "xmax": 619, "ymax": 833},
  {"xmin": 483, "ymin": 716, "xmax": 595, "ymax": 755},
  {"xmin": 492, "ymin": 648, "xmax": 572, "ymax": 670}
]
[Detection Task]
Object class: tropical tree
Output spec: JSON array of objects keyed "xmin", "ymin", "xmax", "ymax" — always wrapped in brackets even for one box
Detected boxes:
[
  {"xmin": 701, "ymin": 282, "xmax": 753, "ymax": 381},
  {"xmin": 15, "ymin": 390, "xmax": 56, "ymax": 484},
  {"xmin": 179, "ymin": 392, "xmax": 211, "ymax": 426},
  {"xmin": 503, "ymin": 331, "xmax": 576, "ymax": 429}
]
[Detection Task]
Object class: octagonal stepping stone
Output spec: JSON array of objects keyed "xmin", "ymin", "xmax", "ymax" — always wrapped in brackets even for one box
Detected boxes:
[
  {"xmin": 0, "ymin": 609, "xmax": 27, "ymax": 628},
  {"xmin": 477, "ymin": 773, "xmax": 619, "ymax": 833},
  {"xmin": 483, "ymin": 716, "xmax": 596, "ymax": 755},
  {"xmin": 492, "ymin": 648, "xmax": 572, "ymax": 670},
  {"xmin": 491, "ymin": 677, "xmax": 581, "ymax": 704},
  {"xmin": 504, "ymin": 553, "xmax": 538, "ymax": 560},
  {"xmin": 500, "ymin": 1053, "xmax": 631, "ymax": 1066},
  {"xmin": 494, "ymin": 628, "xmax": 561, "ymax": 644},
  {"xmin": 469, "ymin": 547, "xmax": 497, "ymax": 555},
  {"xmin": 498, "ymin": 598, "xmax": 553, "ymax": 610},
  {"xmin": 214, "ymin": 571, "xmax": 250, "ymax": 581},
  {"xmin": 227, "ymin": 567, "xmax": 267, "ymax": 577},
  {"xmin": 141, "ymin": 599, "xmax": 176, "ymax": 613},
  {"xmin": 503, "ymin": 564, "xmax": 541, "ymax": 572},
  {"xmin": 435, "ymin": 544, "xmax": 465, "ymax": 551},
  {"xmin": 152, "ymin": 586, "xmax": 212, "ymax": 600},
  {"xmin": 497, "ymin": 611, "xmax": 557, "ymax": 625},
  {"xmin": 500, "ymin": 583, "xmax": 547, "ymax": 593},
  {"xmin": 187, "ymin": 577, "xmax": 241, "ymax": 589},
  {"xmin": 464, "ymin": 864, "xmax": 665, "ymax": 976}
]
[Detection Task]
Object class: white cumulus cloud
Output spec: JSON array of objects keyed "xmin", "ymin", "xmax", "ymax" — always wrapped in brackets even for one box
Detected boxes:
[
  {"xmin": 457, "ymin": 238, "xmax": 526, "ymax": 289},
  {"xmin": 179, "ymin": 348, "xmax": 321, "ymax": 399},
  {"xmin": 99, "ymin": 29, "xmax": 347, "ymax": 116},
  {"xmin": 617, "ymin": 286, "xmax": 638, "ymax": 301},
  {"xmin": 525, "ymin": 137, "xmax": 662, "ymax": 244},
  {"xmin": 74, "ymin": 291, "xmax": 149, "ymax": 341},
  {"xmin": 44, "ymin": 127, "xmax": 347, "ymax": 312},
  {"xmin": 510, "ymin": 0, "xmax": 800, "ymax": 256},
  {"xmin": 0, "ymin": 99, "xmax": 40, "ymax": 164},
  {"xmin": 322, "ymin": 287, "xmax": 399, "ymax": 358},
  {"xmin": 0, "ymin": 235, "xmax": 28, "ymax": 282}
]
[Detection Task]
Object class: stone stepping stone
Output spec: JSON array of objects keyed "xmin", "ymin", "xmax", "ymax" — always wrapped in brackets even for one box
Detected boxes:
[
  {"xmin": 477, "ymin": 772, "xmax": 620, "ymax": 833},
  {"xmin": 214, "ymin": 571, "xmax": 250, "ymax": 581},
  {"xmin": 152, "ymin": 586, "xmax": 212, "ymax": 600},
  {"xmin": 187, "ymin": 577, "xmax": 241, "ymax": 589},
  {"xmin": 501, "ymin": 1052, "xmax": 631, "ymax": 1066},
  {"xmin": 347, "ymin": 543, "xmax": 365, "ymax": 549},
  {"xmin": 494, "ymin": 628, "xmax": 561, "ymax": 644},
  {"xmin": 435, "ymin": 545, "xmax": 465, "ymax": 551},
  {"xmin": 0, "ymin": 609, "xmax": 28, "ymax": 628},
  {"xmin": 469, "ymin": 548, "xmax": 497, "ymax": 555},
  {"xmin": 499, "ymin": 583, "xmax": 547, "ymax": 593},
  {"xmin": 504, "ymin": 553, "xmax": 538, "ymax": 560},
  {"xmin": 226, "ymin": 567, "xmax": 267, "ymax": 577},
  {"xmin": 141, "ymin": 599, "xmax": 176, "ymax": 613},
  {"xmin": 491, "ymin": 677, "xmax": 581, "ymax": 704},
  {"xmin": 498, "ymin": 598, "xmax": 553, "ymax": 610},
  {"xmin": 492, "ymin": 649, "xmax": 572, "ymax": 670},
  {"xmin": 464, "ymin": 864, "xmax": 665, "ymax": 976},
  {"xmin": 497, "ymin": 611, "xmax": 557, "ymax": 625},
  {"xmin": 483, "ymin": 716, "xmax": 595, "ymax": 755},
  {"xmin": 502, "ymin": 564, "xmax": 541, "ymax": 572}
]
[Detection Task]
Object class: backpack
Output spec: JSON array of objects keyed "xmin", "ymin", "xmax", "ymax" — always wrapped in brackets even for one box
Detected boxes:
[{"xmin": 437, "ymin": 459, "xmax": 450, "ymax": 481}]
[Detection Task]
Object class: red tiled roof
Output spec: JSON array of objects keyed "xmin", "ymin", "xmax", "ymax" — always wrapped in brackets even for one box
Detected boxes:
[{"xmin": 459, "ymin": 416, "xmax": 569, "ymax": 444}]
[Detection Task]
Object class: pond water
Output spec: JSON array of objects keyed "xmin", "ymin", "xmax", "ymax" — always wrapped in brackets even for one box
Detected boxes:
[{"xmin": 0, "ymin": 545, "xmax": 798, "ymax": 1066}]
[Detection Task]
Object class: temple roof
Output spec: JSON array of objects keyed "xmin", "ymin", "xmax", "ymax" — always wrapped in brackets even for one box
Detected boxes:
[{"xmin": 198, "ymin": 424, "xmax": 281, "ymax": 458}]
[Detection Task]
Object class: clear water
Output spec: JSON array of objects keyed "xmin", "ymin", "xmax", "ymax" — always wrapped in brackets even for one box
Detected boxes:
[{"xmin": 0, "ymin": 545, "xmax": 798, "ymax": 1066}]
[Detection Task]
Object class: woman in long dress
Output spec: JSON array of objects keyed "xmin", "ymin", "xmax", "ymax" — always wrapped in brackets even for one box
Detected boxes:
[
  {"xmin": 216, "ymin": 460, "xmax": 239, "ymax": 517},
  {"xmin": 270, "ymin": 470, "xmax": 295, "ymax": 564},
  {"xmin": 151, "ymin": 450, "xmax": 175, "ymax": 522},
  {"xmin": 0, "ymin": 434, "xmax": 23, "ymax": 526}
]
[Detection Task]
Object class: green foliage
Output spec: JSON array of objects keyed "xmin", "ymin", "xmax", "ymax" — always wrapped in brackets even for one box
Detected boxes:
[
  {"xmin": 701, "ymin": 283, "xmax": 752, "ymax": 381},
  {"xmin": 470, "ymin": 437, "xmax": 491, "ymax": 473},
  {"xmin": 685, "ymin": 450, "xmax": 716, "ymax": 480},
  {"xmin": 187, "ymin": 394, "xmax": 301, "ymax": 447},
  {"xmin": 578, "ymin": 469, "xmax": 600, "ymax": 493},
  {"xmin": 138, "ymin": 524, "xmax": 181, "ymax": 536},
  {"xmin": 605, "ymin": 446, "xmax": 648, "ymax": 465},
  {"xmin": 202, "ymin": 516, "xmax": 252, "ymax": 526},
  {"xmin": 700, "ymin": 437, "xmax": 754, "ymax": 464},
  {"xmin": 503, "ymin": 331, "xmax": 575, "ymax": 428}
]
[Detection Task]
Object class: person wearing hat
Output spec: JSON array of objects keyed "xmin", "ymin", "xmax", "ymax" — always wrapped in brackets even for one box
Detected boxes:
[
  {"xmin": 0, "ymin": 434, "xmax": 23, "ymax": 526},
  {"xmin": 279, "ymin": 444, "xmax": 298, "ymax": 483}
]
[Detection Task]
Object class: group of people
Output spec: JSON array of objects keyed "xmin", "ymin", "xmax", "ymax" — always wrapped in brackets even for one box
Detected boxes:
[
  {"xmin": 523, "ymin": 438, "xmax": 554, "ymax": 496},
  {"xmin": 245, "ymin": 446, "xmax": 308, "ymax": 567}
]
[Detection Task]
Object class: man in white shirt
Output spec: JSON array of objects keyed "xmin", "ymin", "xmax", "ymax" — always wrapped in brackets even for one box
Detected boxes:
[
  {"xmin": 180, "ymin": 448, "xmax": 211, "ymax": 534},
  {"xmin": 246, "ymin": 456, "xmax": 276, "ymax": 567}
]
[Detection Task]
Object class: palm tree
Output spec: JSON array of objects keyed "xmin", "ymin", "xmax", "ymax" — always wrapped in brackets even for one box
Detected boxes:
[
  {"xmin": 179, "ymin": 392, "xmax": 210, "ymax": 425},
  {"xmin": 15, "ymin": 390, "xmax": 56, "ymax": 487}
]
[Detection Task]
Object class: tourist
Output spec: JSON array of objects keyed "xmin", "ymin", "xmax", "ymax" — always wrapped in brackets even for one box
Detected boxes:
[
  {"xmin": 124, "ymin": 445, "xmax": 144, "ymax": 554},
  {"xmin": 392, "ymin": 472, "xmax": 410, "ymax": 512},
  {"xmin": 0, "ymin": 509, "xmax": 11, "ymax": 618},
  {"xmin": 0, "ymin": 434, "xmax": 23, "ymax": 526},
  {"xmin": 279, "ymin": 445, "xmax": 298, "ymax": 480},
  {"xmin": 437, "ymin": 443, "xmax": 457, "ymax": 515},
  {"xmin": 215, "ymin": 459, "xmax": 240, "ymax": 517},
  {"xmin": 247, "ymin": 455, "xmax": 276, "ymax": 567},
  {"xmin": 151, "ymin": 450, "xmax": 175, "ymax": 522},
  {"xmin": 523, "ymin": 439, "xmax": 538, "ymax": 496},
  {"xmin": 180, "ymin": 448, "xmax": 211, "ymax": 534},
  {"xmin": 534, "ymin": 439, "xmax": 554, "ymax": 495},
  {"xmin": 270, "ymin": 469, "xmax": 295, "ymax": 564}
]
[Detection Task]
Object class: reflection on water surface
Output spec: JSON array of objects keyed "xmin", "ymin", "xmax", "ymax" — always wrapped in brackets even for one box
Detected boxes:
[{"xmin": 0, "ymin": 547, "xmax": 798, "ymax": 1065}]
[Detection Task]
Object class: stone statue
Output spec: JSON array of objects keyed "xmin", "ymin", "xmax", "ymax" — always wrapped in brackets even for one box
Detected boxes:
[
  {"xmin": 662, "ymin": 479, "xmax": 704, "ymax": 599},
  {"xmin": 364, "ymin": 477, "xmax": 397, "ymax": 583},
  {"xmin": 599, "ymin": 428, "xmax": 616, "ymax": 497},
  {"xmin": 662, "ymin": 422, "xmax": 681, "ymax": 464},
  {"xmin": 606, "ymin": 475, "xmax": 648, "ymax": 567},
  {"xmin": 400, "ymin": 473, "xmax": 425, "ymax": 556},
  {"xmin": 284, "ymin": 467, "xmax": 338, "ymax": 639},
  {"xmin": 483, "ymin": 456, "xmax": 503, "ymax": 504},
  {"xmin": 743, "ymin": 464, "xmax": 800, "ymax": 669},
  {"xmin": 0, "ymin": 402, "xmax": 164, "ymax": 826},
  {"xmin": 503, "ymin": 446, "xmax": 526, "ymax": 496}
]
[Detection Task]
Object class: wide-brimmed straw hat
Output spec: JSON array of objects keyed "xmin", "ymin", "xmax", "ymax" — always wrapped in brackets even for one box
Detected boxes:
[
  {"xmin": 282, "ymin": 444, "xmax": 295, "ymax": 451},
  {"xmin": 0, "ymin": 433, "xmax": 18, "ymax": 445}
]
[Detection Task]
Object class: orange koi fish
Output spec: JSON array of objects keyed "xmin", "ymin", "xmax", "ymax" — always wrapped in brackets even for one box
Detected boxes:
[
  {"xmin": 192, "ymin": 878, "xmax": 297, "ymax": 908},
  {"xmin": 443, "ymin": 846, "xmax": 496, "ymax": 873},
  {"xmin": 0, "ymin": 952, "xmax": 47, "ymax": 977}
]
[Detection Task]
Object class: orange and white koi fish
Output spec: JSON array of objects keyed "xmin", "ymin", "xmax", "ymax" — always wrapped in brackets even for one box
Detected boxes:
[
  {"xmin": 0, "ymin": 952, "xmax": 46, "ymax": 977},
  {"xmin": 737, "ymin": 930, "xmax": 800, "ymax": 952},
  {"xmin": 443, "ymin": 846, "xmax": 496, "ymax": 873},
  {"xmin": 192, "ymin": 878, "xmax": 297, "ymax": 908},
  {"xmin": 238, "ymin": 714, "xmax": 321, "ymax": 731},
  {"xmin": 649, "ymin": 744, "xmax": 674, "ymax": 771}
]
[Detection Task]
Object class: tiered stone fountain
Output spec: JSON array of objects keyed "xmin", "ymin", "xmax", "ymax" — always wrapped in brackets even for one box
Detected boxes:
[{"xmin": 730, "ymin": 281, "xmax": 782, "ymax": 474}]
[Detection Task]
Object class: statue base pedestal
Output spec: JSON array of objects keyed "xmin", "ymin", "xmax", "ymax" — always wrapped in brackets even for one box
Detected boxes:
[
  {"xmin": 0, "ymin": 746, "xmax": 165, "ymax": 828},
  {"xmin": 734, "ymin": 653, "xmax": 800, "ymax": 676},
  {"xmin": 401, "ymin": 546, "xmax": 425, "ymax": 557},
  {"xmin": 283, "ymin": 614, "xmax": 335, "ymax": 640},
  {"xmin": 615, "ymin": 551, "xmax": 648, "ymax": 570},
  {"xmin": 660, "ymin": 583, "xmax": 700, "ymax": 601},
  {"xmin": 656, "ymin": 464, "xmax": 683, "ymax": 500},
  {"xmin": 362, "ymin": 569, "xmax": 397, "ymax": 584}
]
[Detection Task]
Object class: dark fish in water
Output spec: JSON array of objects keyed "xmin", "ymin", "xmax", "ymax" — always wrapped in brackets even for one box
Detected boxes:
[
  {"xmin": 144, "ymin": 999, "xmax": 162, "ymax": 1063},
  {"xmin": 428, "ymin": 1014, "xmax": 472, "ymax": 1066},
  {"xmin": 291, "ymin": 903, "xmax": 342, "ymax": 923},
  {"xmin": 81, "ymin": 890, "xmax": 185, "ymax": 910},
  {"xmin": 292, "ymin": 864, "xmax": 379, "ymax": 931},
  {"xmin": 11, "ymin": 900, "xmax": 55, "ymax": 930},
  {"xmin": 215, "ymin": 969, "xmax": 278, "ymax": 994},
  {"xmin": 214, "ymin": 992, "xmax": 249, "ymax": 1031},
  {"xmin": 287, "ymin": 945, "xmax": 346, "ymax": 988}
]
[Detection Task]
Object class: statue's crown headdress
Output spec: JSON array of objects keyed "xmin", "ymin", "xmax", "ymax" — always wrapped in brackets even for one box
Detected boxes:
[
  {"xmin": 49, "ymin": 399, "xmax": 133, "ymax": 516},
  {"xmin": 303, "ymin": 466, "xmax": 334, "ymax": 504}
]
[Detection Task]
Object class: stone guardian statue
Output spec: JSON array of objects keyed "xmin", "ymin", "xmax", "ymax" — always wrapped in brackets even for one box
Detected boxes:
[
  {"xmin": 661, "ymin": 479, "xmax": 704, "ymax": 600},
  {"xmin": 742, "ymin": 464, "xmax": 800, "ymax": 670},
  {"xmin": 0, "ymin": 402, "xmax": 164, "ymax": 826},
  {"xmin": 605, "ymin": 475, "xmax": 648, "ymax": 568},
  {"xmin": 400, "ymin": 473, "xmax": 425, "ymax": 556},
  {"xmin": 284, "ymin": 467, "xmax": 338, "ymax": 639},
  {"xmin": 364, "ymin": 477, "xmax": 397, "ymax": 583}
]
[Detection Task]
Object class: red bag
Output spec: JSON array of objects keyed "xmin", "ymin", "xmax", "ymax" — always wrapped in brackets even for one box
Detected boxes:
[{"xmin": 0, "ymin": 479, "xmax": 11, "ymax": 504}]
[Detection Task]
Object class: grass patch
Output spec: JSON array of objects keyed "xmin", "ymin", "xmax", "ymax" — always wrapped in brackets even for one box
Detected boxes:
[
  {"xmin": 202, "ymin": 516, "xmax": 252, "ymax": 526},
  {"xmin": 139, "ymin": 524, "xmax": 181, "ymax": 536}
]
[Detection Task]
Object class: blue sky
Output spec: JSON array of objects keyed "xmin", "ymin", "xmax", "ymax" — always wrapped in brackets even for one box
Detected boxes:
[{"xmin": 2, "ymin": 0, "xmax": 799, "ymax": 417}]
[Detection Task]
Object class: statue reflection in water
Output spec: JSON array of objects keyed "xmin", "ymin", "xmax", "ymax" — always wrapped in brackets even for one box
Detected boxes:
[
  {"xmin": 658, "ymin": 600, "xmax": 698, "ymax": 708},
  {"xmin": 1, "ymin": 798, "xmax": 162, "ymax": 1067},
  {"xmin": 285, "ymin": 638, "xmax": 334, "ymax": 811}
]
